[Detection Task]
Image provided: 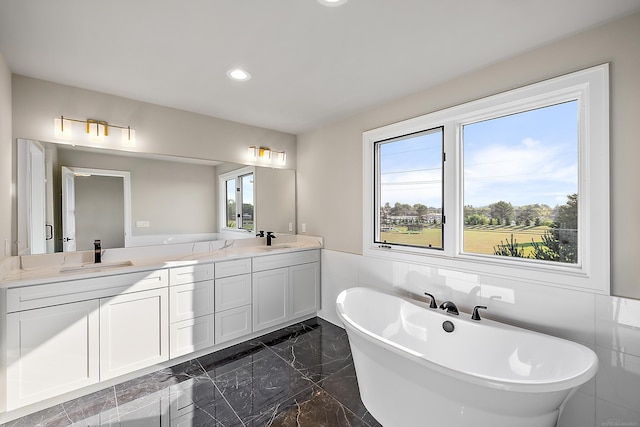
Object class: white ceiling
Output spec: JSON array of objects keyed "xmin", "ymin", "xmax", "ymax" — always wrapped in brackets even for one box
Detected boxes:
[{"xmin": 1, "ymin": 0, "xmax": 639, "ymax": 134}]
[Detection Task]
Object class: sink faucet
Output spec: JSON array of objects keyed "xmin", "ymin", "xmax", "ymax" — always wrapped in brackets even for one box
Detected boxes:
[
  {"xmin": 94, "ymin": 239, "xmax": 101, "ymax": 264},
  {"xmin": 256, "ymin": 230, "xmax": 265, "ymax": 237},
  {"xmin": 439, "ymin": 301, "xmax": 459, "ymax": 315},
  {"xmin": 266, "ymin": 231, "xmax": 276, "ymax": 246}
]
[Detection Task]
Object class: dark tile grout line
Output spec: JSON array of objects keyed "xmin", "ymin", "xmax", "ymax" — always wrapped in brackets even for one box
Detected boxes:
[
  {"xmin": 194, "ymin": 357, "xmax": 247, "ymax": 427},
  {"xmin": 255, "ymin": 328, "xmax": 376, "ymax": 427}
]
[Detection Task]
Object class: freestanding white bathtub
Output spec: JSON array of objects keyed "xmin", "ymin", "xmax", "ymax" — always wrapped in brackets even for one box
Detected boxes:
[{"xmin": 336, "ymin": 287, "xmax": 598, "ymax": 427}]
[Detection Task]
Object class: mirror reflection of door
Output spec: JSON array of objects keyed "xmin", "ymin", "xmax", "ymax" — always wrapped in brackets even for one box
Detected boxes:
[
  {"xmin": 61, "ymin": 166, "xmax": 77, "ymax": 252},
  {"xmin": 17, "ymin": 139, "xmax": 47, "ymax": 254},
  {"xmin": 61, "ymin": 167, "xmax": 128, "ymax": 252}
]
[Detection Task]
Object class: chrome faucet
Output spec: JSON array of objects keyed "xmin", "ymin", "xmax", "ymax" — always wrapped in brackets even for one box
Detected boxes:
[
  {"xmin": 439, "ymin": 301, "xmax": 459, "ymax": 315},
  {"xmin": 266, "ymin": 231, "xmax": 276, "ymax": 246}
]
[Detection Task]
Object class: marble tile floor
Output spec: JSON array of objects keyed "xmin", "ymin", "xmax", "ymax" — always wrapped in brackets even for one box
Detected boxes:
[{"xmin": 2, "ymin": 318, "xmax": 382, "ymax": 427}]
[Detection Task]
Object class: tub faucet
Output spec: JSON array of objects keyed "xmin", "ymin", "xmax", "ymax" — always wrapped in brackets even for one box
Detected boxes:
[
  {"xmin": 266, "ymin": 231, "xmax": 276, "ymax": 246},
  {"xmin": 423, "ymin": 292, "xmax": 438, "ymax": 309},
  {"xmin": 471, "ymin": 305, "xmax": 488, "ymax": 321},
  {"xmin": 439, "ymin": 301, "xmax": 459, "ymax": 315}
]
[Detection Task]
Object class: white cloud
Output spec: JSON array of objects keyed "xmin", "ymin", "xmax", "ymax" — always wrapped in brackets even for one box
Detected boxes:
[{"xmin": 464, "ymin": 137, "xmax": 577, "ymax": 206}]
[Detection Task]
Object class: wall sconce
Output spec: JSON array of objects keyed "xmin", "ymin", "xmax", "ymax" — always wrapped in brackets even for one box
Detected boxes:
[
  {"xmin": 86, "ymin": 119, "xmax": 108, "ymax": 142},
  {"xmin": 53, "ymin": 115, "xmax": 136, "ymax": 146},
  {"xmin": 248, "ymin": 146, "xmax": 286, "ymax": 166},
  {"xmin": 121, "ymin": 126, "xmax": 136, "ymax": 147},
  {"xmin": 54, "ymin": 116, "xmax": 73, "ymax": 139}
]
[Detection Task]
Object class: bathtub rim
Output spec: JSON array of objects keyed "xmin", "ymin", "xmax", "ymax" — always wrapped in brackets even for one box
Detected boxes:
[{"xmin": 336, "ymin": 286, "xmax": 598, "ymax": 394}]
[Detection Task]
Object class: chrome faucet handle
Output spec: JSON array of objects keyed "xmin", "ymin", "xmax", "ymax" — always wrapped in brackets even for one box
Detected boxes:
[
  {"xmin": 471, "ymin": 305, "xmax": 488, "ymax": 321},
  {"xmin": 423, "ymin": 292, "xmax": 438, "ymax": 309},
  {"xmin": 439, "ymin": 301, "xmax": 459, "ymax": 315}
]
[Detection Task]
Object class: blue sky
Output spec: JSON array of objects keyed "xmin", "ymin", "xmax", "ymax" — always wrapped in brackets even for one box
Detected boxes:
[{"xmin": 379, "ymin": 101, "xmax": 578, "ymax": 208}]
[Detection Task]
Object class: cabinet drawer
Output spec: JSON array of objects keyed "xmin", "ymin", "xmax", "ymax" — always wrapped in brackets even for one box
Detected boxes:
[
  {"xmin": 215, "ymin": 305, "xmax": 251, "ymax": 344},
  {"xmin": 170, "ymin": 280, "xmax": 215, "ymax": 322},
  {"xmin": 215, "ymin": 274, "xmax": 251, "ymax": 312},
  {"xmin": 169, "ymin": 314, "xmax": 215, "ymax": 358},
  {"xmin": 170, "ymin": 263, "xmax": 215, "ymax": 286},
  {"xmin": 215, "ymin": 258, "xmax": 251, "ymax": 278},
  {"xmin": 252, "ymin": 249, "xmax": 320, "ymax": 272},
  {"xmin": 6, "ymin": 269, "xmax": 168, "ymax": 312}
]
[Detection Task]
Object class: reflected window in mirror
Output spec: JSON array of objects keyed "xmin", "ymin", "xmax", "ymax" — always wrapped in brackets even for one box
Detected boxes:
[{"xmin": 220, "ymin": 166, "xmax": 255, "ymax": 233}]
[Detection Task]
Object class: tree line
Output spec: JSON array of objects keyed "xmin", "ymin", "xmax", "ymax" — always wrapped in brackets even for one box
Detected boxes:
[
  {"xmin": 493, "ymin": 194, "xmax": 578, "ymax": 263},
  {"xmin": 380, "ymin": 194, "xmax": 579, "ymax": 264}
]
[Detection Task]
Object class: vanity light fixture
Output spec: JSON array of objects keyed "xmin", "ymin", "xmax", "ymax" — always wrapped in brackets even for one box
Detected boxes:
[
  {"xmin": 317, "ymin": 0, "xmax": 348, "ymax": 6},
  {"xmin": 86, "ymin": 119, "xmax": 108, "ymax": 142},
  {"xmin": 248, "ymin": 146, "xmax": 286, "ymax": 166},
  {"xmin": 121, "ymin": 126, "xmax": 136, "ymax": 147},
  {"xmin": 54, "ymin": 116, "xmax": 73, "ymax": 139},
  {"xmin": 227, "ymin": 68, "xmax": 251, "ymax": 81},
  {"xmin": 53, "ymin": 115, "xmax": 136, "ymax": 145}
]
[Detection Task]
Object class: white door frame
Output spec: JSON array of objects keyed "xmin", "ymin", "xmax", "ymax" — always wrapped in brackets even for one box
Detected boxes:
[{"xmin": 61, "ymin": 167, "xmax": 132, "ymax": 250}]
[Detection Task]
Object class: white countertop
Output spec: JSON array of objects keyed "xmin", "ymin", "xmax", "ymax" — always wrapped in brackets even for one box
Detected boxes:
[{"xmin": 0, "ymin": 235, "xmax": 323, "ymax": 288}]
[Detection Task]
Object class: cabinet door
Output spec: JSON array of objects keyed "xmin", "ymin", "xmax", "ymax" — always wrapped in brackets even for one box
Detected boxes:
[
  {"xmin": 252, "ymin": 268, "xmax": 288, "ymax": 331},
  {"xmin": 289, "ymin": 262, "xmax": 320, "ymax": 319},
  {"xmin": 100, "ymin": 288, "xmax": 169, "ymax": 380},
  {"xmin": 6, "ymin": 300, "xmax": 99, "ymax": 409},
  {"xmin": 169, "ymin": 280, "xmax": 215, "ymax": 323}
]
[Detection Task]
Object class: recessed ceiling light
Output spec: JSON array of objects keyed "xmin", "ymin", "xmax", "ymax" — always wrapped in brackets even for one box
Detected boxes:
[
  {"xmin": 317, "ymin": 0, "xmax": 348, "ymax": 7},
  {"xmin": 227, "ymin": 68, "xmax": 251, "ymax": 81}
]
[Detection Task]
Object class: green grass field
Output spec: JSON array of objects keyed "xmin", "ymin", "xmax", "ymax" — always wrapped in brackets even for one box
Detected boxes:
[{"xmin": 380, "ymin": 225, "xmax": 549, "ymax": 256}]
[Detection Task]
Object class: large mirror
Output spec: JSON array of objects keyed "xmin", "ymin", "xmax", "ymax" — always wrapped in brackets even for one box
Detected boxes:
[{"xmin": 17, "ymin": 139, "xmax": 296, "ymax": 255}]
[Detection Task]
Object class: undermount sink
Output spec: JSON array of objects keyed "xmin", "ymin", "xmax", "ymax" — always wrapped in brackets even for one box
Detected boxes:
[
  {"xmin": 256, "ymin": 244, "xmax": 296, "ymax": 251},
  {"xmin": 60, "ymin": 260, "xmax": 134, "ymax": 273}
]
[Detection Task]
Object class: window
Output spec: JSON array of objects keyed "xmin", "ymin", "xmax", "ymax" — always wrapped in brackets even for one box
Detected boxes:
[
  {"xmin": 363, "ymin": 64, "xmax": 609, "ymax": 293},
  {"xmin": 462, "ymin": 101, "xmax": 579, "ymax": 264},
  {"xmin": 220, "ymin": 166, "xmax": 255, "ymax": 232},
  {"xmin": 375, "ymin": 127, "xmax": 444, "ymax": 250}
]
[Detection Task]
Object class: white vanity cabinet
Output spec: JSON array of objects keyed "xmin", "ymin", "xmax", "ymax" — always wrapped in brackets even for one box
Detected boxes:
[
  {"xmin": 168, "ymin": 264, "xmax": 215, "ymax": 358},
  {"xmin": 4, "ymin": 269, "xmax": 169, "ymax": 410},
  {"xmin": 214, "ymin": 258, "xmax": 252, "ymax": 344},
  {"xmin": 251, "ymin": 249, "xmax": 320, "ymax": 332},
  {"xmin": 2, "ymin": 243, "xmax": 322, "ymax": 416}
]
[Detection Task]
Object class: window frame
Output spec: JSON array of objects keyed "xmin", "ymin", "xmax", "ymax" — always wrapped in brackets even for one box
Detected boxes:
[
  {"xmin": 363, "ymin": 64, "xmax": 609, "ymax": 294},
  {"xmin": 373, "ymin": 126, "xmax": 445, "ymax": 251},
  {"xmin": 219, "ymin": 166, "xmax": 255, "ymax": 233}
]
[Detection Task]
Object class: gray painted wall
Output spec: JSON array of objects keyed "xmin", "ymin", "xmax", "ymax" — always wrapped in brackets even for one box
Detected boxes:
[
  {"xmin": 296, "ymin": 11, "xmax": 640, "ymax": 299},
  {"xmin": 56, "ymin": 147, "xmax": 217, "ymax": 238},
  {"xmin": 8, "ymin": 76, "xmax": 296, "ymax": 254},
  {"xmin": 74, "ymin": 175, "xmax": 125, "ymax": 251}
]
